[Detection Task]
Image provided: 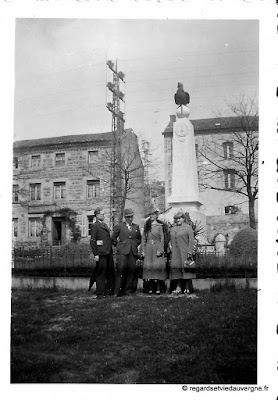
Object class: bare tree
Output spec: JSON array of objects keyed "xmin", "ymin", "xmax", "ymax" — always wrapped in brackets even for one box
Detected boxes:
[
  {"xmin": 113, "ymin": 133, "xmax": 145, "ymax": 222},
  {"xmin": 138, "ymin": 135, "xmax": 163, "ymax": 213},
  {"xmin": 81, "ymin": 130, "xmax": 146, "ymax": 225},
  {"xmin": 12, "ymin": 162, "xmax": 34, "ymax": 209},
  {"xmin": 197, "ymin": 96, "xmax": 258, "ymax": 228}
]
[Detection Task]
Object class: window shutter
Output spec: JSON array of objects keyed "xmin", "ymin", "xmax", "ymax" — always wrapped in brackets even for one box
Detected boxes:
[
  {"xmin": 224, "ymin": 171, "xmax": 228, "ymax": 188},
  {"xmin": 229, "ymin": 143, "xmax": 234, "ymax": 158},
  {"xmin": 37, "ymin": 184, "xmax": 41, "ymax": 200},
  {"xmin": 81, "ymin": 215, "xmax": 87, "ymax": 237},
  {"xmin": 231, "ymin": 173, "xmax": 235, "ymax": 189},
  {"xmin": 223, "ymin": 143, "xmax": 227, "ymax": 159}
]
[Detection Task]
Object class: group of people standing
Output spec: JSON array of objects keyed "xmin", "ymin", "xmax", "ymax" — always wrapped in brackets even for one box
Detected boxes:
[{"xmin": 89, "ymin": 206, "xmax": 195, "ymax": 298}]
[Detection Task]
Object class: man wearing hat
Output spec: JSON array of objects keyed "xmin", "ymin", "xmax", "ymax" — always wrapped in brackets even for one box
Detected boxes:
[
  {"xmin": 111, "ymin": 208, "xmax": 142, "ymax": 296},
  {"xmin": 89, "ymin": 207, "xmax": 115, "ymax": 297}
]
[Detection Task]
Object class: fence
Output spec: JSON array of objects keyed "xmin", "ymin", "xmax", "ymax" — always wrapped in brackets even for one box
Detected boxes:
[
  {"xmin": 12, "ymin": 243, "xmax": 257, "ymax": 279},
  {"xmin": 12, "ymin": 244, "xmax": 94, "ymax": 271}
]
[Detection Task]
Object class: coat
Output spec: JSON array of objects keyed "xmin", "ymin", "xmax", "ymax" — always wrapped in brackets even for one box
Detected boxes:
[
  {"xmin": 90, "ymin": 221, "xmax": 113, "ymax": 256},
  {"xmin": 142, "ymin": 221, "xmax": 166, "ymax": 281},
  {"xmin": 111, "ymin": 222, "xmax": 142, "ymax": 256},
  {"xmin": 170, "ymin": 222, "xmax": 195, "ymax": 280}
]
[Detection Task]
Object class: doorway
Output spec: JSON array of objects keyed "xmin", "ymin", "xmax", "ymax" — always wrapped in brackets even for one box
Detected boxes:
[{"xmin": 52, "ymin": 217, "xmax": 66, "ymax": 246}]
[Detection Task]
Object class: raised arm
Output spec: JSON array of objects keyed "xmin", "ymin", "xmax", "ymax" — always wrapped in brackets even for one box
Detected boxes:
[{"xmin": 136, "ymin": 225, "xmax": 142, "ymax": 248}]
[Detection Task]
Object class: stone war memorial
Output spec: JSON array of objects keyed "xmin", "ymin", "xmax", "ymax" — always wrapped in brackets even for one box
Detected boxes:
[{"xmin": 164, "ymin": 83, "xmax": 206, "ymax": 240}]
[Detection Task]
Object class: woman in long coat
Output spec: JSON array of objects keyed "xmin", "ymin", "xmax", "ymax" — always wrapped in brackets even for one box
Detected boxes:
[
  {"xmin": 169, "ymin": 211, "xmax": 195, "ymax": 294},
  {"xmin": 141, "ymin": 210, "xmax": 166, "ymax": 294}
]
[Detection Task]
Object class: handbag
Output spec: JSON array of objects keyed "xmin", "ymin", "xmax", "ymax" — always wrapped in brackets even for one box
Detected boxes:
[{"xmin": 182, "ymin": 259, "xmax": 196, "ymax": 273}]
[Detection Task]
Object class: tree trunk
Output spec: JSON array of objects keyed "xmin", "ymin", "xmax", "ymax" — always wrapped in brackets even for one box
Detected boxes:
[
  {"xmin": 248, "ymin": 196, "xmax": 256, "ymax": 229},
  {"xmin": 119, "ymin": 181, "xmax": 128, "ymax": 223}
]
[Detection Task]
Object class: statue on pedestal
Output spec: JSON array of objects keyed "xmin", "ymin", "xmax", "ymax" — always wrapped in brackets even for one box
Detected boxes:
[
  {"xmin": 174, "ymin": 82, "xmax": 190, "ymax": 118},
  {"xmin": 165, "ymin": 82, "xmax": 206, "ymax": 236},
  {"xmin": 168, "ymin": 82, "xmax": 197, "ymax": 202}
]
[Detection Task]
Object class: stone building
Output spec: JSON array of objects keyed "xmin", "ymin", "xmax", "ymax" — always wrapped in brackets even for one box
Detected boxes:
[
  {"xmin": 12, "ymin": 129, "xmax": 145, "ymax": 247},
  {"xmin": 163, "ymin": 115, "xmax": 258, "ymax": 242}
]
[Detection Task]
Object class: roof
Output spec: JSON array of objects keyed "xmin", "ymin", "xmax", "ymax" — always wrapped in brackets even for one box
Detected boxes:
[
  {"xmin": 14, "ymin": 129, "xmax": 134, "ymax": 150},
  {"xmin": 163, "ymin": 115, "xmax": 259, "ymax": 135}
]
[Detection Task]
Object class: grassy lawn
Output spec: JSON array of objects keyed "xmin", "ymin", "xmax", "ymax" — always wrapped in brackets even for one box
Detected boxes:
[{"xmin": 11, "ymin": 287, "xmax": 257, "ymax": 384}]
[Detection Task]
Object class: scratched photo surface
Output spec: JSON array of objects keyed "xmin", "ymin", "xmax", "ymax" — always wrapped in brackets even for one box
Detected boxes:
[{"xmin": 1, "ymin": 1, "xmax": 276, "ymax": 399}]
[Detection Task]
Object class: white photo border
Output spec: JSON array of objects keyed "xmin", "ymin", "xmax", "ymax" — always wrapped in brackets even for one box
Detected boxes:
[{"xmin": 1, "ymin": 1, "xmax": 277, "ymax": 399}]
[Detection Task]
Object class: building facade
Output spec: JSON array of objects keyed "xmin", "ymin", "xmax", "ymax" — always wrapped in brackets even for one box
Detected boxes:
[
  {"xmin": 12, "ymin": 129, "xmax": 145, "ymax": 247},
  {"xmin": 163, "ymin": 115, "xmax": 258, "ymax": 242}
]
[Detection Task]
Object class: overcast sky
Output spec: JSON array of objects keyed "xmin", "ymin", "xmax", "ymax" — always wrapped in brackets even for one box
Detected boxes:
[{"xmin": 14, "ymin": 18, "xmax": 259, "ymax": 165}]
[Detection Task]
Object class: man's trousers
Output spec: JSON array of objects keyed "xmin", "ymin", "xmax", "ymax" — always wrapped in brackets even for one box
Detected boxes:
[
  {"xmin": 95, "ymin": 252, "xmax": 115, "ymax": 296},
  {"xmin": 114, "ymin": 252, "xmax": 137, "ymax": 295}
]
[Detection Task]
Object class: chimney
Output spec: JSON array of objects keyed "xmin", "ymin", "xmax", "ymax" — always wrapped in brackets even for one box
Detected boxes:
[{"xmin": 170, "ymin": 115, "xmax": 176, "ymax": 123}]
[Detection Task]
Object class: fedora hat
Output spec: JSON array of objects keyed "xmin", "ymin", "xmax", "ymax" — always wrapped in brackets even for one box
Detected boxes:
[
  {"xmin": 146, "ymin": 205, "xmax": 161, "ymax": 217},
  {"xmin": 94, "ymin": 206, "xmax": 103, "ymax": 216},
  {"xmin": 173, "ymin": 211, "xmax": 184, "ymax": 219},
  {"xmin": 124, "ymin": 208, "xmax": 134, "ymax": 217}
]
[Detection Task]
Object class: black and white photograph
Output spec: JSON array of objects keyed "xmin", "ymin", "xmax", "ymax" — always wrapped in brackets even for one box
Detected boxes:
[{"xmin": 1, "ymin": 0, "xmax": 277, "ymax": 397}]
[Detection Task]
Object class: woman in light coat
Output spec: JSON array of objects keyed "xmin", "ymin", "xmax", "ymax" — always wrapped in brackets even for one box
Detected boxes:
[
  {"xmin": 141, "ymin": 209, "xmax": 166, "ymax": 294},
  {"xmin": 169, "ymin": 211, "xmax": 195, "ymax": 294}
]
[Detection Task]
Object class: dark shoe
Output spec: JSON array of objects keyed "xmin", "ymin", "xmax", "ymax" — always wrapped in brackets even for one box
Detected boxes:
[
  {"xmin": 88, "ymin": 277, "xmax": 95, "ymax": 292},
  {"xmin": 96, "ymin": 293, "xmax": 106, "ymax": 298}
]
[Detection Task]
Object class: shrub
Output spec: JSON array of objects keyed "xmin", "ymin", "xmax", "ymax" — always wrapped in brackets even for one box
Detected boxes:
[
  {"xmin": 195, "ymin": 253, "xmax": 257, "ymax": 278},
  {"xmin": 210, "ymin": 280, "xmax": 237, "ymax": 292},
  {"xmin": 229, "ymin": 227, "xmax": 257, "ymax": 262}
]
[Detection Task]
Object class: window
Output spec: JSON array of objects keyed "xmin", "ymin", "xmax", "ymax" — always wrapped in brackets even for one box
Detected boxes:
[
  {"xmin": 13, "ymin": 157, "xmax": 18, "ymax": 169},
  {"xmin": 87, "ymin": 180, "xmax": 100, "ymax": 198},
  {"xmin": 54, "ymin": 182, "xmax": 66, "ymax": 200},
  {"xmin": 12, "ymin": 184, "xmax": 19, "ymax": 202},
  {"xmin": 224, "ymin": 169, "xmax": 235, "ymax": 189},
  {"xmin": 12, "ymin": 218, "xmax": 18, "ymax": 237},
  {"xmin": 87, "ymin": 215, "xmax": 95, "ymax": 236},
  {"xmin": 29, "ymin": 218, "xmax": 41, "ymax": 238},
  {"xmin": 223, "ymin": 142, "xmax": 234, "ymax": 159},
  {"xmin": 31, "ymin": 155, "xmax": 41, "ymax": 168},
  {"xmin": 55, "ymin": 153, "xmax": 65, "ymax": 166},
  {"xmin": 225, "ymin": 205, "xmax": 239, "ymax": 214},
  {"xmin": 30, "ymin": 183, "xmax": 41, "ymax": 201},
  {"xmin": 88, "ymin": 150, "xmax": 99, "ymax": 163}
]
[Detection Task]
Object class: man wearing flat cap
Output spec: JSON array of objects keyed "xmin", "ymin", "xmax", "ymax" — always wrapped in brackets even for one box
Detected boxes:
[{"xmin": 111, "ymin": 209, "xmax": 142, "ymax": 296}]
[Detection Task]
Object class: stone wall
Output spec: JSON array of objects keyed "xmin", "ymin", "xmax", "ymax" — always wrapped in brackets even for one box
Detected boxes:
[{"xmin": 206, "ymin": 214, "xmax": 251, "ymax": 243}]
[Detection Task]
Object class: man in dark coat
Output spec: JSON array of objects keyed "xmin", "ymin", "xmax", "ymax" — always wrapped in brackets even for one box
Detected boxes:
[
  {"xmin": 111, "ymin": 209, "xmax": 142, "ymax": 296},
  {"xmin": 89, "ymin": 207, "xmax": 115, "ymax": 297}
]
